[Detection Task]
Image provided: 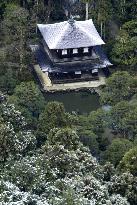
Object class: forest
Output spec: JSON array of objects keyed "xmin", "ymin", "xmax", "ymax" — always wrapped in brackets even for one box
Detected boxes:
[{"xmin": 0, "ymin": 0, "xmax": 137, "ymax": 204}]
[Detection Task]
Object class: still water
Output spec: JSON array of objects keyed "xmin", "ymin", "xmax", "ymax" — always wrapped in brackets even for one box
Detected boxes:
[{"xmin": 44, "ymin": 91, "xmax": 100, "ymax": 114}]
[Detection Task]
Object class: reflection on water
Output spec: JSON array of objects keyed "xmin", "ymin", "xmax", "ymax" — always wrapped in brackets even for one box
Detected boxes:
[{"xmin": 44, "ymin": 91, "xmax": 100, "ymax": 114}]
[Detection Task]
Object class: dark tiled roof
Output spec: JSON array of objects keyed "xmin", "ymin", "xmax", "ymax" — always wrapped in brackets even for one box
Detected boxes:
[{"xmin": 37, "ymin": 19, "xmax": 105, "ymax": 49}]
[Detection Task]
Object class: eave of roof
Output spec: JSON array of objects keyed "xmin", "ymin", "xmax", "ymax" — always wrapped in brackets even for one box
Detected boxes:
[{"xmin": 30, "ymin": 45, "xmax": 112, "ymax": 73}]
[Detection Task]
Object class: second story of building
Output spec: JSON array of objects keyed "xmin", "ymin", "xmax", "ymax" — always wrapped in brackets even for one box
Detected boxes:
[{"xmin": 37, "ymin": 18, "xmax": 105, "ymax": 65}]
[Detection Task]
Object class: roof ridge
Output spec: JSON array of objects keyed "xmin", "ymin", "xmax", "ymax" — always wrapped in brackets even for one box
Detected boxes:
[{"xmin": 51, "ymin": 22, "xmax": 69, "ymax": 49}]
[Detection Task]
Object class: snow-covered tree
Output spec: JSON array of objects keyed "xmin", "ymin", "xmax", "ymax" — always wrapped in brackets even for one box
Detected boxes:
[
  {"xmin": 0, "ymin": 103, "xmax": 36, "ymax": 163},
  {"xmin": 108, "ymin": 172, "xmax": 137, "ymax": 204},
  {"xmin": 0, "ymin": 180, "xmax": 49, "ymax": 205}
]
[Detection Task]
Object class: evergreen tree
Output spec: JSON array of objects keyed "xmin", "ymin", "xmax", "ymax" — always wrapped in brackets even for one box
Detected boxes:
[
  {"xmin": 112, "ymin": 20, "xmax": 137, "ymax": 68},
  {"xmin": 108, "ymin": 101, "xmax": 137, "ymax": 139},
  {"xmin": 100, "ymin": 71, "xmax": 132, "ymax": 105},
  {"xmin": 9, "ymin": 81, "xmax": 45, "ymax": 127},
  {"xmin": 119, "ymin": 146, "xmax": 137, "ymax": 176},
  {"xmin": 104, "ymin": 138, "xmax": 133, "ymax": 167},
  {"xmin": 2, "ymin": 4, "xmax": 30, "ymax": 75},
  {"xmin": 97, "ymin": 0, "xmax": 113, "ymax": 39}
]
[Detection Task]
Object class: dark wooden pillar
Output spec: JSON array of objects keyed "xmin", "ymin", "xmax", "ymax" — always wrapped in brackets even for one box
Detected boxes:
[
  {"xmin": 58, "ymin": 49, "xmax": 62, "ymax": 58},
  {"xmin": 78, "ymin": 48, "xmax": 84, "ymax": 56},
  {"xmin": 88, "ymin": 47, "xmax": 93, "ymax": 55},
  {"xmin": 68, "ymin": 49, "xmax": 73, "ymax": 57}
]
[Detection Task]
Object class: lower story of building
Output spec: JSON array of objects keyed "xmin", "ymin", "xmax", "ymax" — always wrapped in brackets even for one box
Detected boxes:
[
  {"xmin": 33, "ymin": 64, "xmax": 107, "ymax": 91},
  {"xmin": 48, "ymin": 68, "xmax": 107, "ymax": 84}
]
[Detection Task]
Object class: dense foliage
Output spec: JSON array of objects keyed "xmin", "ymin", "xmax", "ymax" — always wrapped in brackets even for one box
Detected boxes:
[{"xmin": 0, "ymin": 1, "xmax": 137, "ymax": 204}]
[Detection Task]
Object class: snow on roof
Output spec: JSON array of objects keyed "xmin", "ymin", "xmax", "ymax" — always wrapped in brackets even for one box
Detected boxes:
[{"xmin": 37, "ymin": 19, "xmax": 105, "ymax": 49}]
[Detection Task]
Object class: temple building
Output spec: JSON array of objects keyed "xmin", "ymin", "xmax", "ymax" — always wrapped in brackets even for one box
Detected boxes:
[{"xmin": 31, "ymin": 18, "xmax": 112, "ymax": 86}]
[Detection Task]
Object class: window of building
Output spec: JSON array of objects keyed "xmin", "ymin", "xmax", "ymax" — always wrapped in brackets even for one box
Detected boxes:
[
  {"xmin": 75, "ymin": 71, "xmax": 81, "ymax": 75},
  {"xmin": 73, "ymin": 48, "xmax": 78, "ymax": 54},
  {"xmin": 62, "ymin": 49, "xmax": 68, "ymax": 55},
  {"xmin": 92, "ymin": 69, "xmax": 98, "ymax": 74},
  {"xmin": 83, "ymin": 47, "xmax": 89, "ymax": 53}
]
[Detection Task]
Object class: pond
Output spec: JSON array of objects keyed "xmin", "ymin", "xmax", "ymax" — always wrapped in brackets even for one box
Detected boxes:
[{"xmin": 44, "ymin": 91, "xmax": 100, "ymax": 114}]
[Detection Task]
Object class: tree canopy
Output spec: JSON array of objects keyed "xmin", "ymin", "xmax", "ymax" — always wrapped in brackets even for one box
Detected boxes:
[
  {"xmin": 100, "ymin": 71, "xmax": 132, "ymax": 105},
  {"xmin": 0, "ymin": 1, "xmax": 137, "ymax": 204}
]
